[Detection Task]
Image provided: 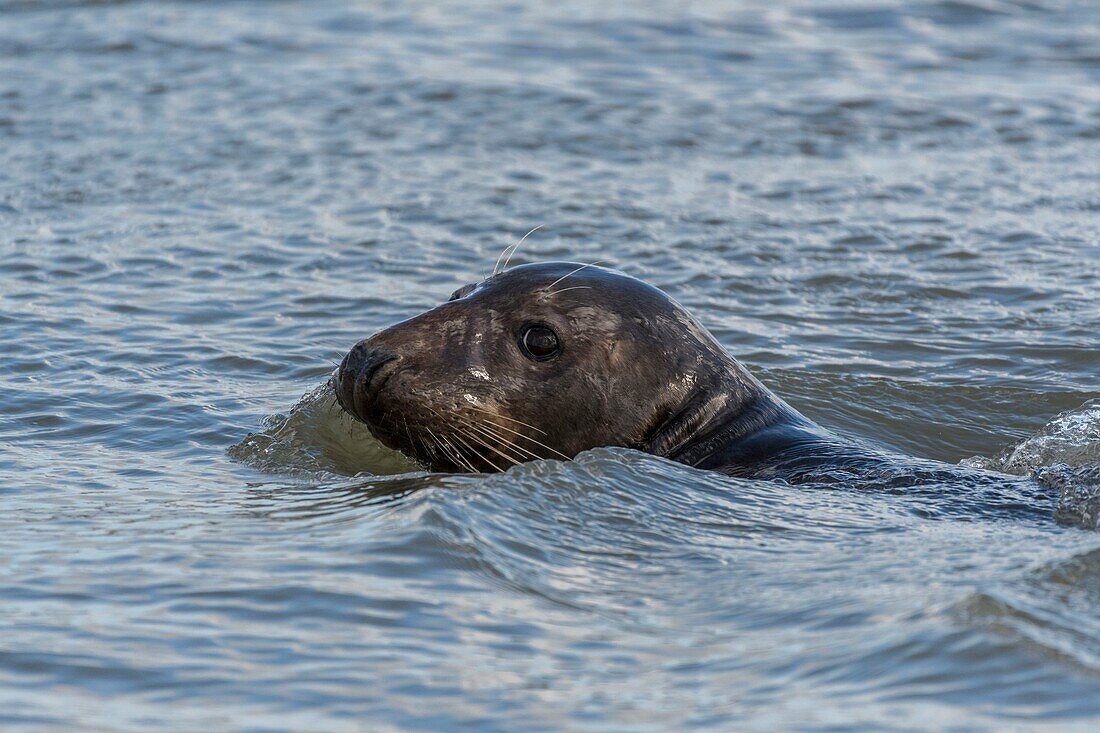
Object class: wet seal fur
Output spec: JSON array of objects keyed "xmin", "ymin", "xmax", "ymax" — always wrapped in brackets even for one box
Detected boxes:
[{"xmin": 332, "ymin": 261, "xmax": 904, "ymax": 479}]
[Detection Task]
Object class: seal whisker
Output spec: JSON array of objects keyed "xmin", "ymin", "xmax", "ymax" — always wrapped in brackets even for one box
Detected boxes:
[
  {"xmin": 439, "ymin": 432, "xmax": 479, "ymax": 473},
  {"xmin": 466, "ymin": 415, "xmax": 571, "ymax": 460},
  {"xmin": 451, "ymin": 427, "xmax": 505, "ymax": 472},
  {"xmin": 472, "ymin": 423, "xmax": 541, "ymax": 461},
  {"xmin": 473, "ymin": 434, "xmax": 524, "ymax": 468},
  {"xmin": 455, "ymin": 424, "xmax": 522, "ymax": 468},
  {"xmin": 544, "ymin": 285, "xmax": 592, "ymax": 297},
  {"xmin": 461, "ymin": 404, "xmax": 549, "ymax": 436},
  {"xmin": 431, "ymin": 428, "xmax": 473, "ymax": 473},
  {"xmin": 460, "ymin": 419, "xmax": 540, "ymax": 462},
  {"xmin": 402, "ymin": 418, "xmax": 422, "ymax": 462},
  {"xmin": 430, "ymin": 431, "xmax": 454, "ymax": 463},
  {"xmin": 422, "ymin": 426, "xmax": 444, "ymax": 462},
  {"xmin": 406, "ymin": 430, "xmax": 431, "ymax": 466},
  {"xmin": 457, "ymin": 442, "xmax": 484, "ymax": 474},
  {"xmin": 544, "ymin": 260, "xmax": 607, "ymax": 291},
  {"xmin": 454, "ymin": 414, "xmax": 526, "ymax": 454},
  {"xmin": 493, "ymin": 224, "xmax": 544, "ymax": 276},
  {"xmin": 424, "ymin": 408, "xmax": 481, "ymax": 473},
  {"xmin": 414, "ymin": 427, "xmax": 438, "ymax": 461}
]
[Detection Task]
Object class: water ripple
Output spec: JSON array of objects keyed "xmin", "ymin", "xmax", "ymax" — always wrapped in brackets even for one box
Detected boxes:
[{"xmin": 2, "ymin": 0, "xmax": 1099, "ymax": 729}]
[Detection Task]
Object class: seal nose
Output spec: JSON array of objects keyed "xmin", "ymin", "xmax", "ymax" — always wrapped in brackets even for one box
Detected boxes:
[{"xmin": 333, "ymin": 342, "xmax": 398, "ymax": 422}]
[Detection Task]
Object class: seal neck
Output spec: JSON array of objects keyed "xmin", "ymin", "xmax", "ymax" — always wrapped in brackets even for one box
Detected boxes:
[
  {"xmin": 636, "ymin": 347, "xmax": 823, "ymax": 473},
  {"xmin": 666, "ymin": 389, "xmax": 811, "ymax": 468}
]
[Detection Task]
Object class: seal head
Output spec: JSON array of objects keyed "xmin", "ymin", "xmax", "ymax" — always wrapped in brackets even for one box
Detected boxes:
[{"xmin": 334, "ymin": 262, "xmax": 806, "ymax": 473}]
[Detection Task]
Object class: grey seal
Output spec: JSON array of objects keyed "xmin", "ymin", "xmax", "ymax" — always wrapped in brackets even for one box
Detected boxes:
[{"xmin": 332, "ymin": 261, "xmax": 885, "ymax": 478}]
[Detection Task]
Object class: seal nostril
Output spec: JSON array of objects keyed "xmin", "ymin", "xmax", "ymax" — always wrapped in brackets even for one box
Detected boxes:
[
  {"xmin": 336, "ymin": 345, "xmax": 398, "ymax": 421},
  {"xmin": 355, "ymin": 349, "xmax": 398, "ymax": 387}
]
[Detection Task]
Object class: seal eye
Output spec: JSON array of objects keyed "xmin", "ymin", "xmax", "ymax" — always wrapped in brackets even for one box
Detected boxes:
[{"xmin": 519, "ymin": 324, "xmax": 560, "ymax": 361}]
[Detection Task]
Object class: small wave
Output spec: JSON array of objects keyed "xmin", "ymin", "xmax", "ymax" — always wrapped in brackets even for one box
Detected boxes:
[
  {"xmin": 958, "ymin": 548, "xmax": 1100, "ymax": 674},
  {"xmin": 389, "ymin": 449, "xmax": 918, "ymax": 622},
  {"xmin": 228, "ymin": 380, "xmax": 420, "ymax": 477},
  {"xmin": 962, "ymin": 400, "xmax": 1100, "ymax": 529},
  {"xmin": 965, "ymin": 400, "xmax": 1100, "ymax": 474},
  {"xmin": 1038, "ymin": 465, "xmax": 1100, "ymax": 531},
  {"xmin": 235, "ymin": 383, "xmax": 1091, "ymax": 529}
]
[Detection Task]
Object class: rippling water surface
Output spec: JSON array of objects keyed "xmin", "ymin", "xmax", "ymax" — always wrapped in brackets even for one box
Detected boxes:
[{"xmin": 2, "ymin": 0, "xmax": 1099, "ymax": 730}]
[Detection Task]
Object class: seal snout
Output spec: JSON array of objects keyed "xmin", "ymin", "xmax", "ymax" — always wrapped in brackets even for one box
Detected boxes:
[{"xmin": 333, "ymin": 342, "xmax": 399, "ymax": 423}]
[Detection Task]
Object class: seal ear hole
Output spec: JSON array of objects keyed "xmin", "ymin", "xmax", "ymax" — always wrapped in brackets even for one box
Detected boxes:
[{"xmin": 518, "ymin": 323, "xmax": 561, "ymax": 361}]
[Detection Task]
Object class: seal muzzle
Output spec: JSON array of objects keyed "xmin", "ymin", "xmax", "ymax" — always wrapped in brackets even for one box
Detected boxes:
[{"xmin": 333, "ymin": 343, "xmax": 398, "ymax": 424}]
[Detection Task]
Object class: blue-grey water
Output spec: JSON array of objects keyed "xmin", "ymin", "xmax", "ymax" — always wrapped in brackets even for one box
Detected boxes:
[{"xmin": 2, "ymin": 0, "xmax": 1099, "ymax": 730}]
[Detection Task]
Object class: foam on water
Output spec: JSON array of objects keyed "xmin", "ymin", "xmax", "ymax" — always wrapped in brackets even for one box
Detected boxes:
[
  {"xmin": 962, "ymin": 400, "xmax": 1100, "ymax": 530},
  {"xmin": 965, "ymin": 400, "xmax": 1100, "ymax": 475}
]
